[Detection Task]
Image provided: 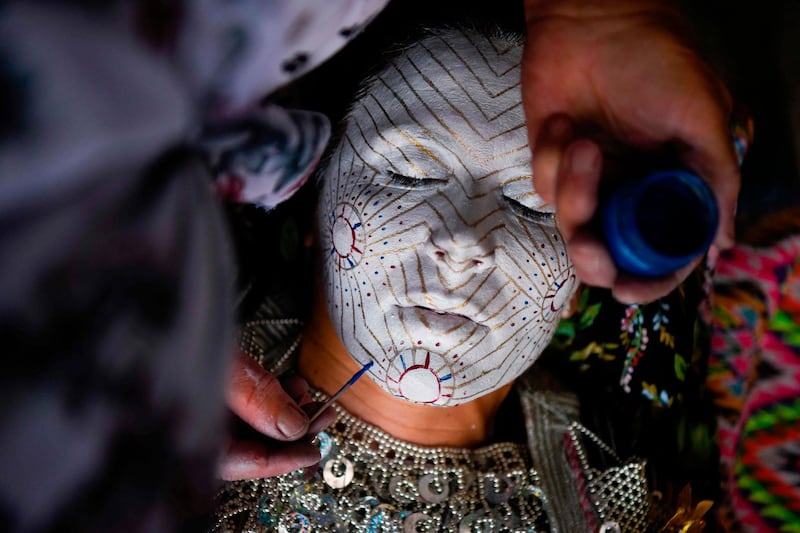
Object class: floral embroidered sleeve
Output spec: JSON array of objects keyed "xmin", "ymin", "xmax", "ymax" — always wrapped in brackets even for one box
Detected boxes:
[
  {"xmin": 540, "ymin": 266, "xmax": 720, "ymax": 510},
  {"xmin": 543, "ymin": 266, "xmax": 711, "ymax": 411}
]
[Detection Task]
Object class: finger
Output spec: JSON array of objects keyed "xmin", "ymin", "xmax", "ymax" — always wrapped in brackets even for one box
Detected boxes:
[
  {"xmin": 568, "ymin": 231, "xmax": 616, "ymax": 289},
  {"xmin": 668, "ymin": 85, "xmax": 739, "ymax": 249},
  {"xmin": 227, "ymin": 353, "xmax": 309, "ymax": 440},
  {"xmin": 281, "ymin": 375, "xmax": 312, "ymax": 405},
  {"xmin": 683, "ymin": 140, "xmax": 740, "ymax": 250},
  {"xmin": 532, "ymin": 114, "xmax": 574, "ymax": 203},
  {"xmin": 555, "ymin": 139, "xmax": 602, "ymax": 241},
  {"xmin": 218, "ymin": 439, "xmax": 320, "ymax": 481},
  {"xmin": 303, "ymin": 401, "xmax": 338, "ymax": 435},
  {"xmin": 706, "ymin": 244, "xmax": 720, "ymax": 270},
  {"xmin": 612, "ymin": 256, "xmax": 702, "ymax": 304}
]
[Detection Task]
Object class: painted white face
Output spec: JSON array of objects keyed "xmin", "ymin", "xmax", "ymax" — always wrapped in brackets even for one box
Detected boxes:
[{"xmin": 319, "ymin": 28, "xmax": 577, "ymax": 406}]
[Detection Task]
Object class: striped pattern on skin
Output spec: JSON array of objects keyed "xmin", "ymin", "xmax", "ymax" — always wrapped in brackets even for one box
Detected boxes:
[{"xmin": 319, "ymin": 28, "xmax": 577, "ymax": 406}]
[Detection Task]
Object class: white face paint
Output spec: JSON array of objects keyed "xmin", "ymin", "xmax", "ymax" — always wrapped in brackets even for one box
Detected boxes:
[{"xmin": 319, "ymin": 28, "xmax": 577, "ymax": 406}]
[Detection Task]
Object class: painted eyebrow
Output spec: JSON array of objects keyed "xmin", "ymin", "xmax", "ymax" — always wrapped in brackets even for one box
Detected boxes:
[
  {"xmin": 499, "ymin": 175, "xmax": 532, "ymax": 186},
  {"xmin": 377, "ymin": 134, "xmax": 453, "ymax": 177}
]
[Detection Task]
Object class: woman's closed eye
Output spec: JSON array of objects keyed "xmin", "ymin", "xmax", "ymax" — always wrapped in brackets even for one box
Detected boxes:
[
  {"xmin": 504, "ymin": 195, "xmax": 555, "ymax": 225},
  {"xmin": 386, "ymin": 171, "xmax": 447, "ymax": 191}
]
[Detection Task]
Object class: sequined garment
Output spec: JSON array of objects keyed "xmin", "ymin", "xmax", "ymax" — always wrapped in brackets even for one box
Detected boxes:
[
  {"xmin": 214, "ymin": 397, "xmax": 549, "ymax": 532},
  {"xmin": 211, "ymin": 306, "xmax": 656, "ymax": 532}
]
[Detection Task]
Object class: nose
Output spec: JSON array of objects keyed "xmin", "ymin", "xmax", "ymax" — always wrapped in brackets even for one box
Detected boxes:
[{"xmin": 426, "ymin": 224, "xmax": 495, "ymax": 272}]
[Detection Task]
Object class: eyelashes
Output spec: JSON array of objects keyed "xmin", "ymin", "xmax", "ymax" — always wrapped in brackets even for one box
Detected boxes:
[
  {"xmin": 380, "ymin": 170, "xmax": 555, "ymax": 225},
  {"xmin": 503, "ymin": 196, "xmax": 555, "ymax": 225},
  {"xmin": 386, "ymin": 171, "xmax": 447, "ymax": 191}
]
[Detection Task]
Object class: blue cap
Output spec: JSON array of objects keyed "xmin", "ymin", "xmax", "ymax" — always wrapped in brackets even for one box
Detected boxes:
[{"xmin": 601, "ymin": 169, "xmax": 718, "ymax": 277}]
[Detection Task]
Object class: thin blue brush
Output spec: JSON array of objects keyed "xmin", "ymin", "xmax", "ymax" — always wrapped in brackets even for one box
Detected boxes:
[{"xmin": 308, "ymin": 361, "xmax": 374, "ymax": 424}]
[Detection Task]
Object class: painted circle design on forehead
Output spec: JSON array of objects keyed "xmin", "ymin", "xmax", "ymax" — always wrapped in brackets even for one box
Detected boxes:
[{"xmin": 319, "ymin": 28, "xmax": 577, "ymax": 406}]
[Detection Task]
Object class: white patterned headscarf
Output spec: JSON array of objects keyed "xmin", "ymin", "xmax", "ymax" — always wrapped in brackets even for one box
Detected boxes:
[
  {"xmin": 0, "ymin": 1, "xmax": 388, "ymax": 529},
  {"xmin": 175, "ymin": 0, "xmax": 389, "ymax": 116},
  {"xmin": 178, "ymin": 0, "xmax": 390, "ymax": 209}
]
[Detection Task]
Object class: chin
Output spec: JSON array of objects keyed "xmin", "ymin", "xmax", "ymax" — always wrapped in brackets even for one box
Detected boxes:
[{"xmin": 352, "ymin": 344, "xmax": 523, "ymax": 407}]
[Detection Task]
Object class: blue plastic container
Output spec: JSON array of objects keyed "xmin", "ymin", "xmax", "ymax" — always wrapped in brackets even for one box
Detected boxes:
[{"xmin": 601, "ymin": 169, "xmax": 719, "ymax": 277}]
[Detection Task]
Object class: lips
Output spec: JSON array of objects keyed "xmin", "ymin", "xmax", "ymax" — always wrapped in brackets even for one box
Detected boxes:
[{"xmin": 401, "ymin": 306, "xmax": 477, "ymax": 332}]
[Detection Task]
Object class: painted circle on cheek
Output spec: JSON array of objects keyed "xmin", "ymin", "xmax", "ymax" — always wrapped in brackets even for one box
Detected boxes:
[
  {"xmin": 541, "ymin": 272, "xmax": 578, "ymax": 320},
  {"xmin": 399, "ymin": 367, "xmax": 440, "ymax": 403},
  {"xmin": 386, "ymin": 350, "xmax": 454, "ymax": 405},
  {"xmin": 329, "ymin": 202, "xmax": 365, "ymax": 269}
]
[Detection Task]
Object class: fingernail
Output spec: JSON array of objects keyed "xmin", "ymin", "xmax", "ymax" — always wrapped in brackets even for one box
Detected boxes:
[
  {"xmin": 277, "ymin": 404, "xmax": 308, "ymax": 439},
  {"xmin": 569, "ymin": 142, "xmax": 599, "ymax": 175}
]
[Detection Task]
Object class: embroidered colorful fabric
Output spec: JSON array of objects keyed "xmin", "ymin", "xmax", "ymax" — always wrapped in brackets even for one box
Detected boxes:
[
  {"xmin": 708, "ymin": 218, "xmax": 800, "ymax": 531},
  {"xmin": 540, "ymin": 266, "xmax": 720, "ymax": 515},
  {"xmin": 544, "ymin": 270, "xmax": 709, "ymax": 412}
]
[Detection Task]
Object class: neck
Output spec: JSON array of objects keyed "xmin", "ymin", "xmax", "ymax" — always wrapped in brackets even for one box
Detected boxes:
[{"xmin": 297, "ymin": 293, "xmax": 512, "ymax": 448}]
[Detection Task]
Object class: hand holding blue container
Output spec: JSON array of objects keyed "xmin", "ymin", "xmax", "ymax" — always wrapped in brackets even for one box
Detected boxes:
[{"xmin": 601, "ymin": 115, "xmax": 754, "ymax": 278}]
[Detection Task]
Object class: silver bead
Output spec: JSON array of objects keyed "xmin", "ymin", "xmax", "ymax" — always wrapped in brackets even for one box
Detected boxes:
[
  {"xmin": 404, "ymin": 512, "xmax": 432, "ymax": 533},
  {"xmin": 459, "ymin": 510, "xmax": 498, "ymax": 533},
  {"xmin": 419, "ymin": 473, "xmax": 449, "ymax": 503},
  {"xmin": 484, "ymin": 473, "xmax": 513, "ymax": 504},
  {"xmin": 389, "ymin": 476, "xmax": 418, "ymax": 503}
]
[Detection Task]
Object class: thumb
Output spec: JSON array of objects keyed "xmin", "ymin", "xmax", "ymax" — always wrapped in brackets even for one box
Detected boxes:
[{"xmin": 226, "ymin": 352, "xmax": 310, "ymax": 440}]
